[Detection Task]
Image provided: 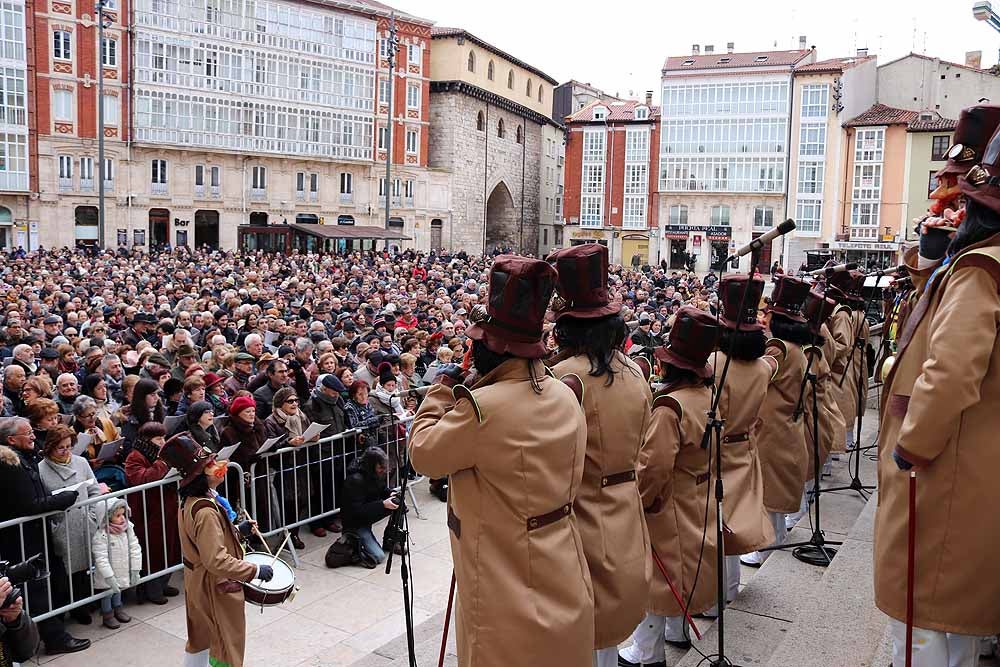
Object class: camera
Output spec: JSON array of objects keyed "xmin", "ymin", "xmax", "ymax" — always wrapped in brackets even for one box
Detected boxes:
[{"xmin": 0, "ymin": 554, "xmax": 48, "ymax": 609}]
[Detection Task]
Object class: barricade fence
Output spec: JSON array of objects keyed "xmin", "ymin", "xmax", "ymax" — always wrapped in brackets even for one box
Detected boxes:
[{"xmin": 0, "ymin": 414, "xmax": 416, "ymax": 624}]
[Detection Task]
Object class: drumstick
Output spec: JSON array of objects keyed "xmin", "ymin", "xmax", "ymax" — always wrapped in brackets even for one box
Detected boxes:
[
  {"xmin": 253, "ymin": 525, "xmax": 274, "ymax": 558},
  {"xmin": 269, "ymin": 532, "xmax": 291, "ymax": 568}
]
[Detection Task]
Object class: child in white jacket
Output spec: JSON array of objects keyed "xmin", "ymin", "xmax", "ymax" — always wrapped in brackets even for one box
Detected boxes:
[{"xmin": 91, "ymin": 497, "xmax": 142, "ymax": 629}]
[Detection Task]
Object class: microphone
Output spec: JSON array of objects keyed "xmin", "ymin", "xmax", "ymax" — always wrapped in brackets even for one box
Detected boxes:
[
  {"xmin": 389, "ymin": 385, "xmax": 434, "ymax": 398},
  {"xmin": 807, "ymin": 262, "xmax": 858, "ymax": 277},
  {"xmin": 866, "ymin": 264, "xmax": 907, "ymax": 276},
  {"xmin": 727, "ymin": 219, "xmax": 796, "ymax": 259}
]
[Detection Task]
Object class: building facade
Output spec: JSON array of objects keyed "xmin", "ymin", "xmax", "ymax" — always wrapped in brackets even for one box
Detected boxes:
[
  {"xmin": 878, "ymin": 52, "xmax": 1000, "ymax": 120},
  {"xmin": 903, "ymin": 114, "xmax": 956, "ymax": 244},
  {"xmin": 428, "ymin": 27, "xmax": 557, "ymax": 254},
  {"xmin": 0, "ymin": 0, "xmax": 29, "ymax": 249},
  {"xmin": 562, "ymin": 99, "xmax": 659, "ymax": 265},
  {"xmin": 657, "ymin": 47, "xmax": 815, "ymax": 273},
  {"xmin": 537, "ymin": 120, "xmax": 565, "ymax": 257},
  {"xmin": 551, "ymin": 80, "xmax": 622, "ymax": 124}
]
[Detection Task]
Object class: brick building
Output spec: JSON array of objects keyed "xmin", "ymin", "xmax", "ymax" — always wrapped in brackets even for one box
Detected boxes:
[
  {"xmin": 0, "ymin": 0, "xmax": 29, "ymax": 249},
  {"xmin": 562, "ymin": 97, "xmax": 660, "ymax": 266}
]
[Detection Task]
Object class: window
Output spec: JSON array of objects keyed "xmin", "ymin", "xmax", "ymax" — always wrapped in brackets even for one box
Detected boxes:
[
  {"xmin": 661, "ymin": 157, "xmax": 785, "ymax": 193},
  {"xmin": 795, "ymin": 200, "xmax": 821, "ymax": 233},
  {"xmin": 53, "ymin": 30, "xmax": 70, "ymax": 60},
  {"xmin": 525, "ymin": 79, "xmax": 532, "ymax": 97},
  {"xmin": 379, "ymin": 77, "xmax": 390, "ymax": 104},
  {"xmin": 668, "ymin": 204, "xmax": 688, "ymax": 225},
  {"xmin": 309, "ymin": 173, "xmax": 318, "ymax": 193},
  {"xmin": 406, "ymin": 83, "xmax": 419, "ymax": 109},
  {"xmin": 853, "ymin": 164, "xmax": 882, "ymax": 200},
  {"xmin": 80, "ymin": 156, "xmax": 93, "ymax": 186},
  {"xmin": 487, "ymin": 60, "xmax": 494, "ymax": 81},
  {"xmin": 753, "ymin": 205, "xmax": 774, "ymax": 229},
  {"xmin": 624, "ymin": 164, "xmax": 647, "ymax": 194},
  {"xmin": 379, "ymin": 38, "xmax": 390, "ymax": 59},
  {"xmin": 103, "ymin": 158, "xmax": 114, "ymax": 184},
  {"xmin": 623, "ymin": 196, "xmax": 646, "ymax": 229},
  {"xmin": 52, "ymin": 88, "xmax": 73, "ymax": 122},
  {"xmin": 392, "ymin": 178, "xmax": 401, "ymax": 197},
  {"xmin": 101, "ymin": 37, "xmax": 117, "ymax": 67},
  {"xmin": 538, "ymin": 86, "xmax": 543, "ymax": 103},
  {"xmin": 476, "ymin": 111, "xmax": 484, "ymax": 131},
  {"xmin": 507, "ymin": 70, "xmax": 513, "ymax": 89},
  {"xmin": 583, "ymin": 128, "xmax": 605, "ymax": 162},
  {"xmin": 251, "ymin": 165, "xmax": 266, "ymax": 189},
  {"xmin": 340, "ymin": 172, "xmax": 352, "ymax": 194},
  {"xmin": 497, "ymin": 118, "xmax": 505, "ymax": 138},
  {"xmin": 102, "ymin": 94, "xmax": 118, "ymax": 126},
  {"xmin": 797, "ymin": 163, "xmax": 825, "ymax": 195},
  {"xmin": 625, "ymin": 128, "xmax": 649, "ymax": 162},
  {"xmin": 801, "ymin": 84, "xmax": 829, "ymax": 118},
  {"xmin": 295, "ymin": 171, "xmax": 305, "ymax": 193},
  {"xmin": 403, "ymin": 179, "xmax": 414, "ymax": 198},
  {"xmin": 799, "ymin": 125, "xmax": 826, "ymax": 156},
  {"xmin": 195, "ymin": 164, "xmax": 204, "ymax": 186},
  {"xmin": 931, "ymin": 135, "xmax": 950, "ymax": 161},
  {"xmin": 515, "ymin": 125, "xmax": 522, "ymax": 144},
  {"xmin": 377, "ymin": 126, "xmax": 387, "ymax": 150},
  {"xmin": 151, "ymin": 159, "xmax": 167, "ymax": 184},
  {"xmin": 710, "ymin": 205, "xmax": 730, "ymax": 226},
  {"xmin": 850, "ymin": 202, "xmax": 880, "ymax": 238},
  {"xmin": 405, "ymin": 128, "xmax": 417, "ymax": 154},
  {"xmin": 407, "ymin": 44, "xmax": 420, "ymax": 66},
  {"xmin": 635, "ymin": 106, "xmax": 649, "ymax": 121},
  {"xmin": 378, "ymin": 177, "xmax": 385, "ymax": 197},
  {"xmin": 593, "ymin": 106, "xmax": 607, "ymax": 121},
  {"xmin": 928, "ymin": 171, "xmax": 939, "ymax": 197},
  {"xmin": 854, "ymin": 128, "xmax": 885, "ymax": 162},
  {"xmin": 467, "ymin": 50, "xmax": 475, "ymax": 73},
  {"xmin": 58, "ymin": 154, "xmax": 72, "ymax": 179}
]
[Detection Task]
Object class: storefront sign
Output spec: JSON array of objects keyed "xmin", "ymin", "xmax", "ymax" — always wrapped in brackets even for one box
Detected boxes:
[
  {"xmin": 663, "ymin": 224, "xmax": 732, "ymax": 240},
  {"xmin": 831, "ymin": 241, "xmax": 900, "ymax": 251}
]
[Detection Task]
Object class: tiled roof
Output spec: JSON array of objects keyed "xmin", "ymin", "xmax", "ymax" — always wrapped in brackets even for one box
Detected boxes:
[
  {"xmin": 431, "ymin": 27, "xmax": 558, "ymax": 85},
  {"xmin": 796, "ymin": 55, "xmax": 875, "ymax": 74},
  {"xmin": 340, "ymin": 0, "xmax": 431, "ymax": 25},
  {"xmin": 844, "ymin": 104, "xmax": 919, "ymax": 127},
  {"xmin": 567, "ymin": 100, "xmax": 660, "ymax": 123},
  {"xmin": 662, "ymin": 49, "xmax": 813, "ymax": 72},
  {"xmin": 907, "ymin": 116, "xmax": 958, "ymax": 132}
]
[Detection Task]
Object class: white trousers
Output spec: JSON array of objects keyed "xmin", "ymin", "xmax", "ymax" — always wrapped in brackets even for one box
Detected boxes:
[
  {"xmin": 743, "ymin": 512, "xmax": 787, "ymax": 565},
  {"xmin": 619, "ymin": 613, "xmax": 664, "ymax": 665},
  {"xmin": 703, "ymin": 554, "xmax": 742, "ymax": 617},
  {"xmin": 593, "ymin": 646, "xmax": 619, "ymax": 667},
  {"xmin": 183, "ymin": 650, "xmax": 209, "ymax": 667},
  {"xmin": 888, "ymin": 618, "xmax": 979, "ymax": 667},
  {"xmin": 786, "ymin": 482, "xmax": 811, "ymax": 529}
]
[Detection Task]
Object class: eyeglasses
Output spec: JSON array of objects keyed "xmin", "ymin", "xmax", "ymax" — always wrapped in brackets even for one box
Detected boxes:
[
  {"xmin": 80, "ymin": 412, "xmax": 96, "ymax": 418},
  {"xmin": 285, "ymin": 398, "xmax": 299, "ymax": 404}
]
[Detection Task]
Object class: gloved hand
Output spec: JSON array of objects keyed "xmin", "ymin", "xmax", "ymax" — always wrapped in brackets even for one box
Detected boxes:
[
  {"xmin": 109, "ymin": 578, "xmax": 121, "ymax": 594},
  {"xmin": 434, "ymin": 363, "xmax": 466, "ymax": 387},
  {"xmin": 52, "ymin": 490, "xmax": 79, "ymax": 511},
  {"xmin": 918, "ymin": 224, "xmax": 952, "ymax": 261},
  {"xmin": 236, "ymin": 520, "xmax": 254, "ymax": 539},
  {"xmin": 892, "ymin": 449, "xmax": 914, "ymax": 471},
  {"xmin": 130, "ymin": 570, "xmax": 141, "ymax": 587},
  {"xmin": 257, "ymin": 564, "xmax": 274, "ymax": 582}
]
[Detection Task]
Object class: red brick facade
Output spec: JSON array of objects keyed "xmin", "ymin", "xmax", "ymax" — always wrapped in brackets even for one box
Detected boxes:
[{"xmin": 376, "ymin": 17, "xmax": 430, "ymax": 168}]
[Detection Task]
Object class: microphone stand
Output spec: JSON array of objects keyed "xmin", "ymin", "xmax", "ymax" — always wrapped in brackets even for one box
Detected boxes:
[
  {"xmin": 382, "ymin": 409, "xmax": 417, "ymax": 667},
  {"xmin": 697, "ymin": 247, "xmax": 759, "ymax": 667}
]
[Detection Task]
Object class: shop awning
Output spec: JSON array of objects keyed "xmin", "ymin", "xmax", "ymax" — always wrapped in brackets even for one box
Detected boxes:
[{"xmin": 289, "ymin": 223, "xmax": 410, "ymax": 240}]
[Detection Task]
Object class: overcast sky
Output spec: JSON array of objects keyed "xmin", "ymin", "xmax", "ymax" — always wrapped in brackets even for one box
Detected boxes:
[{"xmin": 402, "ymin": 0, "xmax": 1000, "ymax": 102}]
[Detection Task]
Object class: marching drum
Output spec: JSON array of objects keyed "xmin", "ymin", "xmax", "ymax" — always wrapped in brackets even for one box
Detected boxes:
[{"xmin": 242, "ymin": 552, "xmax": 297, "ymax": 607}]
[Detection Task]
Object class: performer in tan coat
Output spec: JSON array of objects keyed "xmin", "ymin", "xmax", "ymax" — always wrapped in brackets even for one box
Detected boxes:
[
  {"xmin": 408, "ymin": 256, "xmax": 594, "ymax": 667},
  {"xmin": 740, "ymin": 276, "xmax": 811, "ymax": 566},
  {"xmin": 825, "ymin": 272, "xmax": 856, "ymax": 455},
  {"xmin": 159, "ymin": 434, "xmax": 273, "ymax": 667},
  {"xmin": 547, "ymin": 244, "xmax": 651, "ymax": 667},
  {"xmin": 710, "ymin": 276, "xmax": 776, "ymax": 607},
  {"xmin": 839, "ymin": 270, "xmax": 870, "ymax": 452},
  {"xmin": 618, "ymin": 307, "xmax": 719, "ymax": 666},
  {"xmin": 875, "ymin": 119, "xmax": 1000, "ymax": 666}
]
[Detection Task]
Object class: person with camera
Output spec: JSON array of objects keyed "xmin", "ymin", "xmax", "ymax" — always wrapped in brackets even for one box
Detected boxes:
[
  {"xmin": 340, "ymin": 446, "xmax": 397, "ymax": 564},
  {"xmin": 0, "ymin": 417, "xmax": 90, "ymax": 655},
  {"xmin": 159, "ymin": 434, "xmax": 273, "ymax": 667},
  {"xmin": 0, "ymin": 576, "xmax": 40, "ymax": 666}
]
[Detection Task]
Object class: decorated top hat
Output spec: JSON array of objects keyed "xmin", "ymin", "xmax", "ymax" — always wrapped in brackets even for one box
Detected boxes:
[
  {"xmin": 768, "ymin": 276, "xmax": 810, "ymax": 323},
  {"xmin": 937, "ymin": 105, "xmax": 1000, "ymax": 178},
  {"xmin": 803, "ymin": 290, "xmax": 837, "ymax": 335},
  {"xmin": 960, "ymin": 122, "xmax": 1000, "ymax": 218},
  {"xmin": 654, "ymin": 306, "xmax": 719, "ymax": 378},
  {"xmin": 546, "ymin": 243, "xmax": 620, "ymax": 321},
  {"xmin": 466, "ymin": 255, "xmax": 557, "ymax": 359},
  {"xmin": 159, "ymin": 434, "xmax": 216, "ymax": 487},
  {"xmin": 718, "ymin": 276, "xmax": 765, "ymax": 331},
  {"xmin": 826, "ymin": 269, "xmax": 853, "ymax": 293}
]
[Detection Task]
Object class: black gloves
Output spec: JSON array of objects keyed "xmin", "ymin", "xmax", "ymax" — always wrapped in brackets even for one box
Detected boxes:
[
  {"xmin": 257, "ymin": 564, "xmax": 274, "ymax": 582},
  {"xmin": 435, "ymin": 363, "xmax": 466, "ymax": 387},
  {"xmin": 919, "ymin": 226, "xmax": 951, "ymax": 261},
  {"xmin": 236, "ymin": 521, "xmax": 253, "ymax": 539},
  {"xmin": 52, "ymin": 490, "xmax": 78, "ymax": 510},
  {"xmin": 892, "ymin": 449, "xmax": 914, "ymax": 471}
]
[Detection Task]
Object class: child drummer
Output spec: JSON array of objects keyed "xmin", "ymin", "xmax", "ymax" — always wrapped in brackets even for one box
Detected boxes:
[{"xmin": 159, "ymin": 434, "xmax": 274, "ymax": 667}]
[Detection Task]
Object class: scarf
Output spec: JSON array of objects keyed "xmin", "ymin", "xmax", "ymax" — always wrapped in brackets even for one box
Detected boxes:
[
  {"xmin": 108, "ymin": 515, "xmax": 127, "ymax": 535},
  {"xmin": 272, "ymin": 407, "xmax": 306, "ymax": 438},
  {"xmin": 213, "ymin": 492, "xmax": 237, "ymax": 522},
  {"xmin": 49, "ymin": 453, "xmax": 72, "ymax": 466}
]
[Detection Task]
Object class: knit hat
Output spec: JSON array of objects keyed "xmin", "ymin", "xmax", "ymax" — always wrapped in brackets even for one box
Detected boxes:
[
  {"xmin": 229, "ymin": 394, "xmax": 256, "ymax": 418},
  {"xmin": 378, "ymin": 364, "xmax": 396, "ymax": 387},
  {"xmin": 272, "ymin": 386, "xmax": 297, "ymax": 410},
  {"xmin": 186, "ymin": 401, "xmax": 214, "ymax": 425}
]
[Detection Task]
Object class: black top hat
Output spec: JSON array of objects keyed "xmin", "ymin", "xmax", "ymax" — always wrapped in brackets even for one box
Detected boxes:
[
  {"xmin": 654, "ymin": 306, "xmax": 719, "ymax": 378},
  {"xmin": 768, "ymin": 276, "xmax": 810, "ymax": 323},
  {"xmin": 719, "ymin": 276, "xmax": 765, "ymax": 331}
]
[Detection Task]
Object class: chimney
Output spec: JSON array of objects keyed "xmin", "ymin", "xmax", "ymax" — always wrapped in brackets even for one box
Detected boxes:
[
  {"xmin": 799, "ymin": 35, "xmax": 807, "ymax": 49},
  {"xmin": 645, "ymin": 90, "xmax": 653, "ymax": 106},
  {"xmin": 692, "ymin": 44, "xmax": 700, "ymax": 55},
  {"xmin": 857, "ymin": 47, "xmax": 869, "ymax": 57},
  {"xmin": 726, "ymin": 42, "xmax": 735, "ymax": 53},
  {"xmin": 966, "ymin": 50, "xmax": 983, "ymax": 69},
  {"xmin": 705, "ymin": 44, "xmax": 714, "ymax": 54}
]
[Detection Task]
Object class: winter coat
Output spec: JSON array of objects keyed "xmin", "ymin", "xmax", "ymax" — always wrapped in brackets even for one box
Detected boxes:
[
  {"xmin": 252, "ymin": 382, "xmax": 285, "ymax": 420},
  {"xmin": 640, "ymin": 383, "xmax": 718, "ymax": 616},
  {"xmin": 189, "ymin": 423, "xmax": 221, "ymax": 452},
  {"xmin": 179, "ymin": 493, "xmax": 257, "ymax": 667},
  {"xmin": 552, "ymin": 351, "xmax": 651, "ymax": 649},
  {"xmin": 0, "ymin": 608, "xmax": 39, "ymax": 665},
  {"xmin": 304, "ymin": 388, "xmax": 346, "ymax": 439},
  {"xmin": 220, "ymin": 417, "xmax": 267, "ymax": 473},
  {"xmin": 344, "ymin": 399, "xmax": 379, "ymax": 441},
  {"xmin": 803, "ymin": 331, "xmax": 846, "ymax": 482},
  {"xmin": 124, "ymin": 446, "xmax": 181, "ymax": 574},
  {"xmin": 91, "ymin": 499, "xmax": 142, "ymax": 590},
  {"xmin": 827, "ymin": 308, "xmax": 854, "ymax": 451},
  {"xmin": 38, "ymin": 455, "xmax": 101, "ymax": 573},
  {"xmin": 409, "ymin": 359, "xmax": 594, "ymax": 667},
  {"xmin": 875, "ymin": 235, "xmax": 1000, "ymax": 636},
  {"xmin": 755, "ymin": 338, "xmax": 810, "ymax": 513},
  {"xmin": 340, "ymin": 467, "xmax": 392, "ymax": 531},
  {"xmin": 263, "ymin": 409, "xmax": 311, "ymax": 525},
  {"xmin": 712, "ymin": 351, "xmax": 776, "ymax": 555}
]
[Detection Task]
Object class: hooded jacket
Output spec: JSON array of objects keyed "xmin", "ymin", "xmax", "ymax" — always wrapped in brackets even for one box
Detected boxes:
[{"xmin": 91, "ymin": 497, "xmax": 142, "ymax": 590}]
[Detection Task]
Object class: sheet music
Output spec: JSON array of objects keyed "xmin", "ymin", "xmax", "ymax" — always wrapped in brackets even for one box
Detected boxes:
[
  {"xmin": 95, "ymin": 439, "xmax": 122, "ymax": 462},
  {"xmin": 300, "ymin": 422, "xmax": 327, "ymax": 442},
  {"xmin": 216, "ymin": 443, "xmax": 240, "ymax": 461},
  {"xmin": 256, "ymin": 435, "xmax": 285, "ymax": 456},
  {"xmin": 72, "ymin": 432, "xmax": 93, "ymax": 456}
]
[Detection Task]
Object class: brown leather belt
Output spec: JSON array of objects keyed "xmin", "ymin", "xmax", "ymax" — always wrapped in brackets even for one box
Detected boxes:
[
  {"xmin": 182, "ymin": 557, "xmax": 195, "ymax": 570},
  {"xmin": 695, "ymin": 471, "xmax": 710, "ymax": 485},
  {"xmin": 447, "ymin": 505, "xmax": 461, "ymax": 540},
  {"xmin": 601, "ymin": 469, "xmax": 636, "ymax": 488},
  {"xmin": 527, "ymin": 503, "xmax": 572, "ymax": 531},
  {"xmin": 722, "ymin": 432, "xmax": 749, "ymax": 444}
]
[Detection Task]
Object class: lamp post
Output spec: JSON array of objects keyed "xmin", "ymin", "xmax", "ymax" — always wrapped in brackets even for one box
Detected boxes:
[
  {"xmin": 384, "ymin": 13, "xmax": 399, "ymax": 237},
  {"xmin": 96, "ymin": 0, "xmax": 112, "ymax": 249},
  {"xmin": 974, "ymin": 1, "xmax": 1000, "ymax": 62}
]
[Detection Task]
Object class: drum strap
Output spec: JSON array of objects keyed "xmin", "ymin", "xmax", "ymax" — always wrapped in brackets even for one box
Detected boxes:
[{"xmin": 182, "ymin": 557, "xmax": 195, "ymax": 570}]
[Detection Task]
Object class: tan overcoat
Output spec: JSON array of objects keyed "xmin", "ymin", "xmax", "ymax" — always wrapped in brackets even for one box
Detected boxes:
[
  {"xmin": 803, "ymin": 328, "xmax": 846, "ymax": 481},
  {"xmin": 178, "ymin": 494, "xmax": 257, "ymax": 667},
  {"xmin": 409, "ymin": 359, "xmax": 594, "ymax": 667},
  {"xmin": 552, "ymin": 351, "xmax": 652, "ymax": 649},
  {"xmin": 639, "ymin": 383, "xmax": 718, "ymax": 616},
  {"xmin": 832, "ymin": 308, "xmax": 869, "ymax": 439},
  {"xmin": 756, "ymin": 338, "xmax": 809, "ymax": 513},
  {"xmin": 875, "ymin": 236, "xmax": 1000, "ymax": 636},
  {"xmin": 711, "ymin": 352, "xmax": 776, "ymax": 555}
]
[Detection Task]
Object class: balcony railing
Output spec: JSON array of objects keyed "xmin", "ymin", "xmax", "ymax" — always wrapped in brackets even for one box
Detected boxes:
[
  {"xmin": 58, "ymin": 177, "xmax": 73, "ymax": 191},
  {"xmin": 80, "ymin": 178, "xmax": 94, "ymax": 192},
  {"xmin": 151, "ymin": 182, "xmax": 168, "ymax": 194},
  {"xmin": 339, "ymin": 192, "xmax": 353, "ymax": 204},
  {"xmin": 308, "ymin": 191, "xmax": 318, "ymax": 202},
  {"xmin": 210, "ymin": 185, "xmax": 221, "ymax": 198},
  {"xmin": 250, "ymin": 187, "xmax": 266, "ymax": 200},
  {"xmin": 194, "ymin": 184, "xmax": 205, "ymax": 197},
  {"xmin": 295, "ymin": 190, "xmax": 305, "ymax": 201},
  {"xmin": 403, "ymin": 196, "xmax": 414, "ymax": 208}
]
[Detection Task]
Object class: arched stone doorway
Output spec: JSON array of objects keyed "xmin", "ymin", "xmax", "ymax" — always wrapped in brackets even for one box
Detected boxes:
[
  {"xmin": 195, "ymin": 210, "xmax": 220, "ymax": 249},
  {"xmin": 485, "ymin": 181, "xmax": 517, "ymax": 252}
]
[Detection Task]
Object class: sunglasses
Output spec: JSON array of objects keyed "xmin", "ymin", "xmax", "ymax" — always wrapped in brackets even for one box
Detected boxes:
[{"xmin": 285, "ymin": 398, "xmax": 299, "ymax": 404}]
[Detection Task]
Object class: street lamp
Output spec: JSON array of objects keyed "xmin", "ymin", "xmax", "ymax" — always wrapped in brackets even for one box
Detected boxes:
[
  {"xmin": 974, "ymin": 1, "xmax": 1000, "ymax": 29},
  {"xmin": 96, "ymin": 0, "xmax": 113, "ymax": 249}
]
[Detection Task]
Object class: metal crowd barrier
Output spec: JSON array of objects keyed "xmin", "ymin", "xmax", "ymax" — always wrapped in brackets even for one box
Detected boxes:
[{"xmin": 0, "ymin": 462, "xmax": 245, "ymax": 623}]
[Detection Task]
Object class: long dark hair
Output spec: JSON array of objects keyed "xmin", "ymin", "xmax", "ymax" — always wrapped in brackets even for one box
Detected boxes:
[
  {"xmin": 660, "ymin": 363, "xmax": 713, "ymax": 389},
  {"xmin": 949, "ymin": 199, "xmax": 1000, "ymax": 256},
  {"xmin": 131, "ymin": 378, "xmax": 164, "ymax": 425},
  {"xmin": 471, "ymin": 340, "xmax": 543, "ymax": 394},
  {"xmin": 554, "ymin": 313, "xmax": 628, "ymax": 386},
  {"xmin": 349, "ymin": 446, "xmax": 388, "ymax": 480},
  {"xmin": 717, "ymin": 328, "xmax": 767, "ymax": 361},
  {"xmin": 178, "ymin": 474, "xmax": 210, "ymax": 500},
  {"xmin": 769, "ymin": 315, "xmax": 813, "ymax": 346}
]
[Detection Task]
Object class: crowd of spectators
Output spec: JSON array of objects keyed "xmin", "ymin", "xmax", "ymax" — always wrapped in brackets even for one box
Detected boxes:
[{"xmin": 0, "ymin": 243, "xmax": 739, "ymax": 657}]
